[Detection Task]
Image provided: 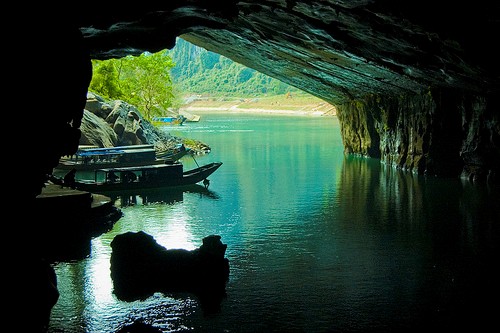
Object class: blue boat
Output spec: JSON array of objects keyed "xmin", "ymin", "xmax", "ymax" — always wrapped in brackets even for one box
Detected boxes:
[{"xmin": 151, "ymin": 115, "xmax": 187, "ymax": 126}]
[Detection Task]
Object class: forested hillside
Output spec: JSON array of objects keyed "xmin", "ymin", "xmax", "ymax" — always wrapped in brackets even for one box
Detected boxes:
[
  {"xmin": 168, "ymin": 38, "xmax": 300, "ymax": 97},
  {"xmin": 88, "ymin": 38, "xmax": 332, "ymax": 117}
]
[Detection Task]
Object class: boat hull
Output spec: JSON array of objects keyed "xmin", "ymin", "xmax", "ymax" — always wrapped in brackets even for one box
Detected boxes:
[{"xmin": 52, "ymin": 162, "xmax": 223, "ymax": 195}]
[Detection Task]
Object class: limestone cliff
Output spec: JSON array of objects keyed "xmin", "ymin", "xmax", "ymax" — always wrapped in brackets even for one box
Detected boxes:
[
  {"xmin": 337, "ymin": 90, "xmax": 499, "ymax": 181},
  {"xmin": 81, "ymin": 92, "xmax": 209, "ymax": 154}
]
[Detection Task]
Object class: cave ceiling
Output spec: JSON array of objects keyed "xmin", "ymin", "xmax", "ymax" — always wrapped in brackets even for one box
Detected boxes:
[{"xmin": 73, "ymin": 1, "xmax": 498, "ymax": 105}]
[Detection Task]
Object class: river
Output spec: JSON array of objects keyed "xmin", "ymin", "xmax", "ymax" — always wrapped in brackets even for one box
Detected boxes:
[{"xmin": 48, "ymin": 112, "xmax": 500, "ymax": 332}]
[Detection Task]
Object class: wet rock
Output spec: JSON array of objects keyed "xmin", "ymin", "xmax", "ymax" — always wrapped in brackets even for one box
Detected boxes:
[{"xmin": 110, "ymin": 231, "xmax": 230, "ymax": 313}]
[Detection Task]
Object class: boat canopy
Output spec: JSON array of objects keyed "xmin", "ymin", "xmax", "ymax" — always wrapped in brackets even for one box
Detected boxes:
[{"xmin": 77, "ymin": 149, "xmax": 125, "ymax": 156}]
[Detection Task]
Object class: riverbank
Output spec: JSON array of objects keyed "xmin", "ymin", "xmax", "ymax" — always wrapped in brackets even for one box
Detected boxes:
[{"xmin": 179, "ymin": 93, "xmax": 337, "ymax": 116}]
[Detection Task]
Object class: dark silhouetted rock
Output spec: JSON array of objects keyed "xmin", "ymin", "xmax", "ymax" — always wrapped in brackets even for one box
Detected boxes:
[{"xmin": 110, "ymin": 231, "xmax": 230, "ymax": 313}]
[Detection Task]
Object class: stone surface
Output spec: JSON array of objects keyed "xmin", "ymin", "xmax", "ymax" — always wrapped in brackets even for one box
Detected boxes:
[{"xmin": 81, "ymin": 92, "xmax": 204, "ymax": 152}]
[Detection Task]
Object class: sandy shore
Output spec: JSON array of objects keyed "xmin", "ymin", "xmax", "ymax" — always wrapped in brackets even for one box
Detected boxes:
[
  {"xmin": 180, "ymin": 106, "xmax": 326, "ymax": 116},
  {"xmin": 179, "ymin": 103, "xmax": 337, "ymax": 117}
]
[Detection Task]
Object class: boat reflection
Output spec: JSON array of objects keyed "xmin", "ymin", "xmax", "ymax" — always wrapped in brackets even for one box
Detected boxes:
[{"xmin": 109, "ymin": 184, "xmax": 220, "ymax": 207}]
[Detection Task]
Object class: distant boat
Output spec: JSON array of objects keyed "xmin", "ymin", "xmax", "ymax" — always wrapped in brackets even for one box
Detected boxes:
[
  {"xmin": 56, "ymin": 144, "xmax": 181, "ymax": 172},
  {"xmin": 50, "ymin": 161, "xmax": 223, "ymax": 195},
  {"xmin": 151, "ymin": 115, "xmax": 187, "ymax": 126}
]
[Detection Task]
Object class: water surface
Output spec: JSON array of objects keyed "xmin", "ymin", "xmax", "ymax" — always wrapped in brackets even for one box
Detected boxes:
[{"xmin": 48, "ymin": 113, "xmax": 500, "ymax": 332}]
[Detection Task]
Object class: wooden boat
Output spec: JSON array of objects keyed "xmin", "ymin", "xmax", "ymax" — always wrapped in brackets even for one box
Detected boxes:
[
  {"xmin": 56, "ymin": 144, "xmax": 184, "ymax": 171},
  {"xmin": 151, "ymin": 115, "xmax": 187, "ymax": 126},
  {"xmin": 51, "ymin": 161, "xmax": 223, "ymax": 194}
]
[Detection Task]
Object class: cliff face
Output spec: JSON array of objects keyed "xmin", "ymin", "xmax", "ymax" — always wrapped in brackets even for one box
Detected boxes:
[
  {"xmin": 83, "ymin": 92, "xmax": 165, "ymax": 149},
  {"xmin": 338, "ymin": 91, "xmax": 499, "ymax": 181}
]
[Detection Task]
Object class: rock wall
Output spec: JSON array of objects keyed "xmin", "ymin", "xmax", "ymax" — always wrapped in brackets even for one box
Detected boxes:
[
  {"xmin": 81, "ymin": 92, "xmax": 185, "ymax": 151},
  {"xmin": 337, "ymin": 90, "xmax": 499, "ymax": 182}
]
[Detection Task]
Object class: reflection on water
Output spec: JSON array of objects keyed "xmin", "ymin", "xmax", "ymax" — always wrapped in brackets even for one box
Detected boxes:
[
  {"xmin": 48, "ymin": 114, "xmax": 500, "ymax": 333},
  {"xmin": 110, "ymin": 185, "xmax": 220, "ymax": 207}
]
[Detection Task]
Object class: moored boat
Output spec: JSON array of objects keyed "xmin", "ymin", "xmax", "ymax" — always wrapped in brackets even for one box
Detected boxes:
[
  {"xmin": 151, "ymin": 115, "xmax": 187, "ymax": 126},
  {"xmin": 51, "ymin": 161, "xmax": 223, "ymax": 194}
]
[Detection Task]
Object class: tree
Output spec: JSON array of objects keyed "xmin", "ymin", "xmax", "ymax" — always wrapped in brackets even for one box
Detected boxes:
[
  {"xmin": 89, "ymin": 50, "xmax": 178, "ymax": 120},
  {"xmin": 89, "ymin": 59, "xmax": 124, "ymax": 100},
  {"xmin": 237, "ymin": 68, "xmax": 254, "ymax": 83}
]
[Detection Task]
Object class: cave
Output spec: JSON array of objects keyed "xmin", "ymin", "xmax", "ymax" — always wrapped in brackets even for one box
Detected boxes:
[{"xmin": 24, "ymin": 1, "xmax": 498, "ymax": 332}]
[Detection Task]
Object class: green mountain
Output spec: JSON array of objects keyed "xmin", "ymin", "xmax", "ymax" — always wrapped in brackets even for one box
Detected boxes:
[{"xmin": 168, "ymin": 38, "xmax": 300, "ymax": 97}]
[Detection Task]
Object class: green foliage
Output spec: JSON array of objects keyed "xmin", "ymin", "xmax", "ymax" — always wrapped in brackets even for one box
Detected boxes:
[
  {"xmin": 168, "ymin": 38, "xmax": 300, "ymax": 97},
  {"xmin": 199, "ymin": 52, "xmax": 220, "ymax": 69},
  {"xmin": 89, "ymin": 51, "xmax": 178, "ymax": 120},
  {"xmin": 89, "ymin": 38, "xmax": 303, "ymax": 119},
  {"xmin": 89, "ymin": 60, "xmax": 125, "ymax": 100},
  {"xmin": 237, "ymin": 68, "xmax": 253, "ymax": 83}
]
